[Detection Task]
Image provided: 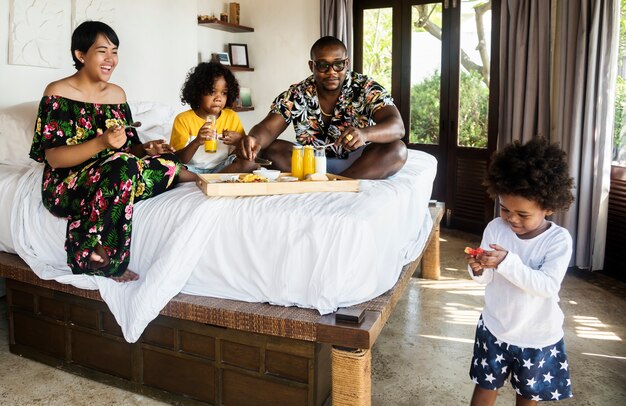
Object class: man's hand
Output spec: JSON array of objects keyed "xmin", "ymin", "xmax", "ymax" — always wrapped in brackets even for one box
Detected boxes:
[
  {"xmin": 238, "ymin": 135, "xmax": 261, "ymax": 160},
  {"xmin": 340, "ymin": 127, "xmax": 367, "ymax": 150}
]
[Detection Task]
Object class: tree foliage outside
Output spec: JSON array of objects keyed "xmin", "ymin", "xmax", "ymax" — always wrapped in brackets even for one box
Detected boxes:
[
  {"xmin": 410, "ymin": 69, "xmax": 488, "ymax": 147},
  {"xmin": 613, "ymin": 0, "xmax": 626, "ymax": 165},
  {"xmin": 362, "ymin": 8, "xmax": 393, "ymax": 92},
  {"xmin": 410, "ymin": 71, "xmax": 441, "ymax": 144},
  {"xmin": 361, "ymin": 2, "xmax": 491, "ymax": 148},
  {"xmin": 614, "ymin": 76, "xmax": 626, "ymax": 163}
]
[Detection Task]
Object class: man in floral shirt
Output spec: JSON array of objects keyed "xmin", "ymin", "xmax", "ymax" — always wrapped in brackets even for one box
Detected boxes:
[{"xmin": 238, "ymin": 36, "xmax": 407, "ymax": 179}]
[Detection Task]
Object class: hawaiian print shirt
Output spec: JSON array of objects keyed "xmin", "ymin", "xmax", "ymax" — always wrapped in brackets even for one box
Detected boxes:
[{"xmin": 270, "ymin": 71, "xmax": 395, "ymax": 158}]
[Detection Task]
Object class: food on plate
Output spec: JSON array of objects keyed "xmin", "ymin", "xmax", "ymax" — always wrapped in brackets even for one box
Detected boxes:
[
  {"xmin": 238, "ymin": 173, "xmax": 269, "ymax": 183},
  {"xmin": 305, "ymin": 173, "xmax": 329, "ymax": 181},
  {"xmin": 464, "ymin": 246, "xmax": 484, "ymax": 257}
]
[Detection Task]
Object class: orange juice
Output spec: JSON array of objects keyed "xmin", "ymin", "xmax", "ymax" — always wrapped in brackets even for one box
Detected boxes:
[
  {"xmin": 303, "ymin": 145, "xmax": 315, "ymax": 177},
  {"xmin": 204, "ymin": 138, "xmax": 217, "ymax": 153},
  {"xmin": 291, "ymin": 145, "xmax": 304, "ymax": 180},
  {"xmin": 205, "ymin": 114, "xmax": 217, "ymax": 153}
]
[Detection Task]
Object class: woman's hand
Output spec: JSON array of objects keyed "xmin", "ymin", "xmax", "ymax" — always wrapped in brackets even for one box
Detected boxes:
[
  {"xmin": 340, "ymin": 127, "xmax": 367, "ymax": 150},
  {"xmin": 143, "ymin": 140, "xmax": 174, "ymax": 156},
  {"xmin": 101, "ymin": 125, "xmax": 128, "ymax": 149},
  {"xmin": 220, "ymin": 130, "xmax": 243, "ymax": 146},
  {"xmin": 46, "ymin": 126, "xmax": 122, "ymax": 169}
]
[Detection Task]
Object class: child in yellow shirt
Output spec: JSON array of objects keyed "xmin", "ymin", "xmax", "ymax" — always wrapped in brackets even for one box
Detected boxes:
[{"xmin": 170, "ymin": 62, "xmax": 256, "ymax": 173}]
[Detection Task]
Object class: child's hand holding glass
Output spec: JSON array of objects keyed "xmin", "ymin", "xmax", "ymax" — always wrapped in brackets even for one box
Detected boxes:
[{"xmin": 192, "ymin": 118, "xmax": 217, "ymax": 151}]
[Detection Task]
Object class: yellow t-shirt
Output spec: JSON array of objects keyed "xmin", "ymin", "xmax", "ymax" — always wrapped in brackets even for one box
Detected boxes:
[{"xmin": 170, "ymin": 109, "xmax": 245, "ymax": 170}]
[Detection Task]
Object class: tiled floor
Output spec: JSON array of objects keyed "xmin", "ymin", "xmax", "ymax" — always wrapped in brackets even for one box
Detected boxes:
[{"xmin": 0, "ymin": 228, "xmax": 624, "ymax": 405}]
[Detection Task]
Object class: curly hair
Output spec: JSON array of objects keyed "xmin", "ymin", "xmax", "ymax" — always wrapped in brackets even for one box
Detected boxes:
[
  {"xmin": 485, "ymin": 137, "xmax": 575, "ymax": 212},
  {"xmin": 180, "ymin": 62, "xmax": 239, "ymax": 110}
]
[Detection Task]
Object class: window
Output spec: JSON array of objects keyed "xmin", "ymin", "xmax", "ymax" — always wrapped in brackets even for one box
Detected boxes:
[{"xmin": 355, "ymin": 0, "xmax": 499, "ymax": 232}]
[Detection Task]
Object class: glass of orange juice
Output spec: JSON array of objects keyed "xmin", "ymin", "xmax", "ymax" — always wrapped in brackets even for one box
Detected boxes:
[
  {"xmin": 204, "ymin": 114, "xmax": 217, "ymax": 153},
  {"xmin": 291, "ymin": 145, "xmax": 304, "ymax": 180},
  {"xmin": 303, "ymin": 145, "xmax": 315, "ymax": 177}
]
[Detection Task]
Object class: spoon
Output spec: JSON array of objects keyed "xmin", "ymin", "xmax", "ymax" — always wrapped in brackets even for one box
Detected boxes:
[
  {"xmin": 125, "ymin": 121, "xmax": 142, "ymax": 129},
  {"xmin": 255, "ymin": 158, "xmax": 272, "ymax": 166}
]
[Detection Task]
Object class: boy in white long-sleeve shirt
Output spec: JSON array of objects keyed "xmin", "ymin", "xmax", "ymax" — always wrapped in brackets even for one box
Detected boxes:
[{"xmin": 466, "ymin": 137, "xmax": 575, "ymax": 406}]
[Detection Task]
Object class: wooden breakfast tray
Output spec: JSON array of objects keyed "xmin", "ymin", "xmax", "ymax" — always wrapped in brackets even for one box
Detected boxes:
[{"xmin": 196, "ymin": 173, "xmax": 360, "ymax": 196}]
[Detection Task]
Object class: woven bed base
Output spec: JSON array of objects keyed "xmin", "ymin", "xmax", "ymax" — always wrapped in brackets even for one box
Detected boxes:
[
  {"xmin": 0, "ymin": 204, "xmax": 444, "ymax": 405},
  {"xmin": 331, "ymin": 347, "xmax": 371, "ymax": 405}
]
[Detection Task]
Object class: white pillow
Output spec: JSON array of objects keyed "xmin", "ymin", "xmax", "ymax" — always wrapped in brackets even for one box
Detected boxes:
[
  {"xmin": 0, "ymin": 101, "xmax": 180, "ymax": 166},
  {"xmin": 128, "ymin": 101, "xmax": 181, "ymax": 143},
  {"xmin": 0, "ymin": 101, "xmax": 40, "ymax": 167}
]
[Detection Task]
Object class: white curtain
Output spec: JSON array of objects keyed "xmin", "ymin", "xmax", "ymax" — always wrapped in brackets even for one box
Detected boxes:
[
  {"xmin": 320, "ymin": 0, "xmax": 353, "ymax": 57},
  {"xmin": 551, "ymin": 0, "xmax": 619, "ymax": 270},
  {"xmin": 498, "ymin": 0, "xmax": 552, "ymax": 146},
  {"xmin": 499, "ymin": 0, "xmax": 619, "ymax": 271}
]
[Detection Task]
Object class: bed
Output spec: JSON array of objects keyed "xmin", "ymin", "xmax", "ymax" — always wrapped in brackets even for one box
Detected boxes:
[{"xmin": 0, "ymin": 101, "xmax": 442, "ymax": 405}]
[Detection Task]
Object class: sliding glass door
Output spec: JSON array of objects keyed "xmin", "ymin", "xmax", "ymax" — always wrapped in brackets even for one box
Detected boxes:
[{"xmin": 354, "ymin": 0, "xmax": 500, "ymax": 232}]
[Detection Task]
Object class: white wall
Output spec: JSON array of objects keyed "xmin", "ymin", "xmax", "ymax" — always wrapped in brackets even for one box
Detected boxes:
[
  {"xmin": 0, "ymin": 0, "xmax": 320, "ymax": 140},
  {"xmin": 0, "ymin": 0, "xmax": 197, "ymax": 109},
  {"xmin": 197, "ymin": 0, "xmax": 319, "ymax": 139}
]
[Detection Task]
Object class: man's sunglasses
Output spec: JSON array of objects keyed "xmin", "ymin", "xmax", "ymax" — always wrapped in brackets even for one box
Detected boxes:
[{"xmin": 311, "ymin": 59, "xmax": 348, "ymax": 73}]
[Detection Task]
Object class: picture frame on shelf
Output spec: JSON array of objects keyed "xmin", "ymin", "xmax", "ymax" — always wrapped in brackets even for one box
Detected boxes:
[
  {"xmin": 228, "ymin": 43, "xmax": 249, "ymax": 68},
  {"xmin": 239, "ymin": 87, "xmax": 252, "ymax": 108},
  {"xmin": 211, "ymin": 52, "xmax": 230, "ymax": 65}
]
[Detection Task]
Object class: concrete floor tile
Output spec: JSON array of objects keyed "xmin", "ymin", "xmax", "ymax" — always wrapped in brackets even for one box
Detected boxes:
[{"xmin": 0, "ymin": 229, "xmax": 624, "ymax": 405}]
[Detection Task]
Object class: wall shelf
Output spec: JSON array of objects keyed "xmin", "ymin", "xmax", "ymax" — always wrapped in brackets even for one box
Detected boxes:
[
  {"xmin": 228, "ymin": 66, "xmax": 254, "ymax": 72},
  {"xmin": 234, "ymin": 106, "xmax": 255, "ymax": 112},
  {"xmin": 198, "ymin": 20, "xmax": 254, "ymax": 33}
]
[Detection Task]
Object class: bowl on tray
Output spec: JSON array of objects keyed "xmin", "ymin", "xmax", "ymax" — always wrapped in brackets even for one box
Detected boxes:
[{"xmin": 253, "ymin": 168, "xmax": 281, "ymax": 181}]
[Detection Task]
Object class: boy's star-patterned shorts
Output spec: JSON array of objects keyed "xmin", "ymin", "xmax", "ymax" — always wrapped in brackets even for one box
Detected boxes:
[{"xmin": 469, "ymin": 316, "xmax": 573, "ymax": 401}]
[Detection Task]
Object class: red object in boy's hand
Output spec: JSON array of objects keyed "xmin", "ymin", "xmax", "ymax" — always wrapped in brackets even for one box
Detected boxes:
[{"xmin": 464, "ymin": 247, "xmax": 484, "ymax": 257}]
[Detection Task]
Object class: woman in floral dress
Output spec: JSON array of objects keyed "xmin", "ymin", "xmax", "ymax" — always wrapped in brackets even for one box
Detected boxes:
[{"xmin": 29, "ymin": 21, "xmax": 197, "ymax": 282}]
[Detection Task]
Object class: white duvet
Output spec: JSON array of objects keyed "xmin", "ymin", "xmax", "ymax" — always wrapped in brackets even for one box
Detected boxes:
[{"xmin": 3, "ymin": 150, "xmax": 437, "ymax": 342}]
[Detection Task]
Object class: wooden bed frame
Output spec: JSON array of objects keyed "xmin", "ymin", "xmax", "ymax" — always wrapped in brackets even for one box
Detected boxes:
[{"xmin": 0, "ymin": 204, "xmax": 443, "ymax": 406}]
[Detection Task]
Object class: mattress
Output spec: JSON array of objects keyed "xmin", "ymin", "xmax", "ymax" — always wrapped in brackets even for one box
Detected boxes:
[
  {"xmin": 0, "ymin": 164, "xmax": 29, "ymax": 253},
  {"xmin": 1, "ymin": 150, "xmax": 437, "ymax": 342}
]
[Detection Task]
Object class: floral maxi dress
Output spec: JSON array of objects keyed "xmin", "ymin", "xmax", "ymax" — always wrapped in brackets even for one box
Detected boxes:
[{"xmin": 29, "ymin": 96, "xmax": 184, "ymax": 277}]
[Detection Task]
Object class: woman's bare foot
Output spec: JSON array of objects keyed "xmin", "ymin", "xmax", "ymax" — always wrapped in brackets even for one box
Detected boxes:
[
  {"xmin": 88, "ymin": 244, "xmax": 110, "ymax": 270},
  {"xmin": 111, "ymin": 269, "xmax": 140, "ymax": 283}
]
